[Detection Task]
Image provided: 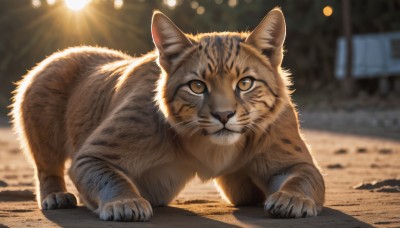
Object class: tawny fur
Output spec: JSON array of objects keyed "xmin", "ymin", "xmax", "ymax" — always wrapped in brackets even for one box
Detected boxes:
[{"xmin": 11, "ymin": 9, "xmax": 324, "ymax": 222}]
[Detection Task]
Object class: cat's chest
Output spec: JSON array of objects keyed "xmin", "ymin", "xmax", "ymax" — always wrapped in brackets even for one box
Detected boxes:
[{"xmin": 185, "ymin": 140, "xmax": 246, "ymax": 179}]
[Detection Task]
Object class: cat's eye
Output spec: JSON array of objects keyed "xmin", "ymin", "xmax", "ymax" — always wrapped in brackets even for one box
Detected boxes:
[
  {"xmin": 188, "ymin": 80, "xmax": 207, "ymax": 94},
  {"xmin": 237, "ymin": 77, "xmax": 254, "ymax": 91}
]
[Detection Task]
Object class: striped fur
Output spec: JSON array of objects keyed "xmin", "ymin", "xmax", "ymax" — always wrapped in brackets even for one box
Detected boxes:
[{"xmin": 11, "ymin": 8, "xmax": 324, "ymax": 222}]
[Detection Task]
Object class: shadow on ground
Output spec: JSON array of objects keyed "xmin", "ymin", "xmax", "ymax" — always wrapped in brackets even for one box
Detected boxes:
[
  {"xmin": 40, "ymin": 205, "xmax": 373, "ymax": 228},
  {"xmin": 42, "ymin": 206, "xmax": 239, "ymax": 228},
  {"xmin": 233, "ymin": 207, "xmax": 373, "ymax": 228}
]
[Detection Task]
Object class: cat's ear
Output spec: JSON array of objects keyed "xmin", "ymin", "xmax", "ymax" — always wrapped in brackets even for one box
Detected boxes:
[
  {"xmin": 245, "ymin": 8, "xmax": 286, "ymax": 68},
  {"xmin": 152, "ymin": 11, "xmax": 192, "ymax": 72}
]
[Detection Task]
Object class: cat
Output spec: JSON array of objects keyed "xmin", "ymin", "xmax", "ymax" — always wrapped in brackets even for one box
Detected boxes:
[{"xmin": 11, "ymin": 8, "xmax": 325, "ymax": 221}]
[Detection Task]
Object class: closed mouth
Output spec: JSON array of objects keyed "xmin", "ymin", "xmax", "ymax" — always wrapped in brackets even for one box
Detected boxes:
[{"xmin": 213, "ymin": 128, "xmax": 241, "ymax": 136}]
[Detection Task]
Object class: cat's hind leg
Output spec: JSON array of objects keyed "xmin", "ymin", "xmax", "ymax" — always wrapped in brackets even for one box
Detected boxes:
[
  {"xmin": 15, "ymin": 120, "xmax": 77, "ymax": 209},
  {"xmin": 21, "ymin": 118, "xmax": 77, "ymax": 210},
  {"xmin": 36, "ymin": 165, "xmax": 77, "ymax": 209},
  {"xmin": 12, "ymin": 77, "xmax": 77, "ymax": 210}
]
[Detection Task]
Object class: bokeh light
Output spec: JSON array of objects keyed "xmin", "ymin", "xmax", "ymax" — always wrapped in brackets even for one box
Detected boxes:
[
  {"xmin": 323, "ymin": 6, "xmax": 333, "ymax": 17},
  {"xmin": 114, "ymin": 0, "xmax": 123, "ymax": 10},
  {"xmin": 31, "ymin": 0, "xmax": 42, "ymax": 8},
  {"xmin": 191, "ymin": 1, "xmax": 199, "ymax": 9},
  {"xmin": 46, "ymin": 0, "xmax": 56, "ymax": 5},
  {"xmin": 196, "ymin": 6, "xmax": 205, "ymax": 15},
  {"xmin": 164, "ymin": 0, "xmax": 177, "ymax": 9},
  {"xmin": 228, "ymin": 0, "xmax": 238, "ymax": 8}
]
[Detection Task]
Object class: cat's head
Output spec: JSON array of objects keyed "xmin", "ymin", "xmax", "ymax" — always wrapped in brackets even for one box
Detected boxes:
[{"xmin": 153, "ymin": 8, "xmax": 290, "ymax": 146}]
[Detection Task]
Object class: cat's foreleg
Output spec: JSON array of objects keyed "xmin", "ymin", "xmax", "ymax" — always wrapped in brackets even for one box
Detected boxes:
[
  {"xmin": 69, "ymin": 154, "xmax": 153, "ymax": 222},
  {"xmin": 263, "ymin": 163, "xmax": 325, "ymax": 218}
]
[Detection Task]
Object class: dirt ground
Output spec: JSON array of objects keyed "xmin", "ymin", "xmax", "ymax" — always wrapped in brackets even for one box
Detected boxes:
[{"xmin": 0, "ymin": 110, "xmax": 399, "ymax": 227}]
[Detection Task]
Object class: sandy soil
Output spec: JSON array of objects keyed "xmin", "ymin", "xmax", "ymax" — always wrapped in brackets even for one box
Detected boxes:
[{"xmin": 0, "ymin": 111, "xmax": 400, "ymax": 228}]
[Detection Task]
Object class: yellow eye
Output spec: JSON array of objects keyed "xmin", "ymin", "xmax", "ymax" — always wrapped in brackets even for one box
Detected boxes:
[
  {"xmin": 237, "ymin": 77, "xmax": 254, "ymax": 91},
  {"xmin": 188, "ymin": 80, "xmax": 206, "ymax": 94}
]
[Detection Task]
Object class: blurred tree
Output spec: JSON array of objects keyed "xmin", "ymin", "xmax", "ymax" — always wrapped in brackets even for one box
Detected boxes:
[{"xmin": 342, "ymin": 0, "xmax": 355, "ymax": 97}]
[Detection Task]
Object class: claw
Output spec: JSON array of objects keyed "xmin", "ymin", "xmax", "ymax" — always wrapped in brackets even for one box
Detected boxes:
[
  {"xmin": 274, "ymin": 204, "xmax": 282, "ymax": 211},
  {"xmin": 287, "ymin": 206, "xmax": 294, "ymax": 217}
]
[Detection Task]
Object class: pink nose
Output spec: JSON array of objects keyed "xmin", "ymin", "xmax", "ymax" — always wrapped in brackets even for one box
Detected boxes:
[{"xmin": 211, "ymin": 111, "xmax": 235, "ymax": 124}]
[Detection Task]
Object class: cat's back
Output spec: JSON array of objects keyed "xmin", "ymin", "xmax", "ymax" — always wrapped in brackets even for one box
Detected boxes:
[
  {"xmin": 66, "ymin": 51, "xmax": 160, "ymax": 151},
  {"xmin": 12, "ymin": 46, "xmax": 159, "ymax": 155},
  {"xmin": 13, "ymin": 46, "xmax": 133, "ymax": 110}
]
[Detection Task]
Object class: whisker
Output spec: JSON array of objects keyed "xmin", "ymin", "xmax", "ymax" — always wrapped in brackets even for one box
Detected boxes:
[
  {"xmin": 189, "ymin": 128, "xmax": 201, "ymax": 137},
  {"xmin": 169, "ymin": 120, "xmax": 193, "ymax": 129},
  {"xmin": 199, "ymin": 124, "xmax": 215, "ymax": 127},
  {"xmin": 228, "ymin": 123, "xmax": 247, "ymax": 126}
]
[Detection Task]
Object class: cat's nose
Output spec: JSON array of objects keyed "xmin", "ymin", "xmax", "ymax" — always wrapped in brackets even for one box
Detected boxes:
[{"xmin": 211, "ymin": 111, "xmax": 236, "ymax": 124}]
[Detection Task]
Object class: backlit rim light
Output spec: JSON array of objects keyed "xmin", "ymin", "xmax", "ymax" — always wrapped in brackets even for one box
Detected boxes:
[{"xmin": 65, "ymin": 0, "xmax": 91, "ymax": 11}]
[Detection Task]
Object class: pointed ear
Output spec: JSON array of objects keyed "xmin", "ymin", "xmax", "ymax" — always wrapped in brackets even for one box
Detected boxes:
[
  {"xmin": 245, "ymin": 8, "xmax": 286, "ymax": 68},
  {"xmin": 151, "ymin": 11, "xmax": 192, "ymax": 72}
]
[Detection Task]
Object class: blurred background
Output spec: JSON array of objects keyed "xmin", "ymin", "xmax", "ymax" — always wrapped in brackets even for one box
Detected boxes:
[{"xmin": 0, "ymin": 0, "xmax": 400, "ymax": 137}]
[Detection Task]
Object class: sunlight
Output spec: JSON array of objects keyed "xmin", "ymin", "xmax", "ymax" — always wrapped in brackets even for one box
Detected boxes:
[{"xmin": 65, "ymin": 0, "xmax": 91, "ymax": 11}]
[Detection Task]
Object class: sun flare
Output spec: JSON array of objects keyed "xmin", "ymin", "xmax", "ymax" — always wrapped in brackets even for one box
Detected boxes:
[{"xmin": 65, "ymin": 0, "xmax": 91, "ymax": 11}]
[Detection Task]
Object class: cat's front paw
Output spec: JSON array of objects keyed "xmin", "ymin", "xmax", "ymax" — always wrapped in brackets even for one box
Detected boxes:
[
  {"xmin": 98, "ymin": 198, "xmax": 153, "ymax": 222},
  {"xmin": 41, "ymin": 192, "xmax": 77, "ymax": 209},
  {"xmin": 265, "ymin": 191, "xmax": 317, "ymax": 218}
]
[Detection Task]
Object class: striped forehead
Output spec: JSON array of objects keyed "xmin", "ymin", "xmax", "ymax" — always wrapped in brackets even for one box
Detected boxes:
[{"xmin": 198, "ymin": 35, "xmax": 242, "ymax": 77}]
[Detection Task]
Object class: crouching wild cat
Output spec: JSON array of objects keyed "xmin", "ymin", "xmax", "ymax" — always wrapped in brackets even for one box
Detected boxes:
[{"xmin": 11, "ymin": 8, "xmax": 325, "ymax": 221}]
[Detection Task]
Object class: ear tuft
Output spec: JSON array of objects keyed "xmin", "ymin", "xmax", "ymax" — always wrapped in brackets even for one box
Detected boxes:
[
  {"xmin": 245, "ymin": 8, "xmax": 286, "ymax": 68},
  {"xmin": 151, "ymin": 11, "xmax": 192, "ymax": 72}
]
